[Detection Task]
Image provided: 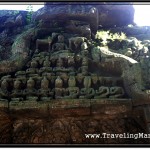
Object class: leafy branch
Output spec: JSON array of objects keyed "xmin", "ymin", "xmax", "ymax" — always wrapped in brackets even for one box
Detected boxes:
[{"xmin": 26, "ymin": 5, "xmax": 33, "ymax": 24}]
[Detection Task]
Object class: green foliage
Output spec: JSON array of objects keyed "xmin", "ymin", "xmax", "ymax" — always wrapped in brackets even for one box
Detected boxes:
[
  {"xmin": 95, "ymin": 30, "xmax": 127, "ymax": 46},
  {"xmin": 112, "ymin": 32, "xmax": 127, "ymax": 41},
  {"xmin": 26, "ymin": 5, "xmax": 33, "ymax": 24},
  {"xmin": 95, "ymin": 30, "xmax": 110, "ymax": 45}
]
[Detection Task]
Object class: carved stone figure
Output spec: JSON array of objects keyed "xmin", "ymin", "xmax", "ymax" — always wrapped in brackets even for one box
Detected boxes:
[
  {"xmin": 55, "ymin": 76, "xmax": 63, "ymax": 88},
  {"xmin": 78, "ymin": 57, "xmax": 89, "ymax": 75},
  {"xmin": 53, "ymin": 76, "xmax": 64, "ymax": 99},
  {"xmin": 38, "ymin": 76, "xmax": 53, "ymax": 98},
  {"xmin": 83, "ymin": 76, "xmax": 91, "ymax": 88},
  {"xmin": 52, "ymin": 35, "xmax": 68, "ymax": 52},
  {"xmin": 43, "ymin": 56, "xmax": 51, "ymax": 67},
  {"xmin": 80, "ymin": 76, "xmax": 95, "ymax": 99},
  {"xmin": 64, "ymin": 76, "xmax": 79, "ymax": 99},
  {"xmin": 33, "ymin": 51, "xmax": 50, "ymax": 65},
  {"xmin": 68, "ymin": 37, "xmax": 86, "ymax": 52},
  {"xmin": 60, "ymin": 73, "xmax": 69, "ymax": 86},
  {"xmin": 53, "ymin": 58, "xmax": 66, "ymax": 75},
  {"xmin": 80, "ymin": 42, "xmax": 89, "ymax": 57},
  {"xmin": 94, "ymin": 86, "xmax": 109, "ymax": 99},
  {"xmin": 41, "ymin": 76, "xmax": 49, "ymax": 88},
  {"xmin": 82, "ymin": 57, "xmax": 88, "ymax": 66},
  {"xmin": 32, "ymin": 55, "xmax": 44, "ymax": 66},
  {"xmin": 27, "ymin": 77, "xmax": 35, "ymax": 89},
  {"xmin": 67, "ymin": 56, "xmax": 75, "ymax": 67},
  {"xmin": 11, "ymin": 79, "xmax": 23, "ymax": 98},
  {"xmin": 24, "ymin": 77, "xmax": 37, "ymax": 96},
  {"xmin": 67, "ymin": 56, "xmax": 75, "ymax": 75},
  {"xmin": 30, "ymin": 59, "xmax": 38, "ymax": 68},
  {"xmin": 26, "ymin": 59, "xmax": 38, "ymax": 75},
  {"xmin": 76, "ymin": 73, "xmax": 84, "ymax": 87},
  {"xmin": 30, "ymin": 56, "xmax": 40, "ymax": 64},
  {"xmin": 39, "ymin": 56, "xmax": 52, "ymax": 74},
  {"xmin": 36, "ymin": 36, "xmax": 52, "ymax": 52},
  {"xmin": 56, "ymin": 58, "xmax": 63, "ymax": 67},
  {"xmin": 109, "ymin": 86, "xmax": 124, "ymax": 98},
  {"xmin": 14, "ymin": 79, "xmax": 21, "ymax": 90},
  {"xmin": 0, "ymin": 79, "xmax": 9, "ymax": 98},
  {"xmin": 26, "ymin": 59, "xmax": 38, "ymax": 68},
  {"xmin": 81, "ymin": 66, "xmax": 89, "ymax": 76},
  {"xmin": 80, "ymin": 88, "xmax": 95, "ymax": 99}
]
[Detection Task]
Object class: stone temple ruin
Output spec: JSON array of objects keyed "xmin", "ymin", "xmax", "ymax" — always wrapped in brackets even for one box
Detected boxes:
[{"xmin": 0, "ymin": 2, "xmax": 150, "ymax": 144}]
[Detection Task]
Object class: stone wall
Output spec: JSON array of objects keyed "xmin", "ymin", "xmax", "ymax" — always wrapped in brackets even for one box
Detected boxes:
[
  {"xmin": 0, "ymin": 99, "xmax": 148, "ymax": 144},
  {"xmin": 0, "ymin": 3, "xmax": 149, "ymax": 146}
]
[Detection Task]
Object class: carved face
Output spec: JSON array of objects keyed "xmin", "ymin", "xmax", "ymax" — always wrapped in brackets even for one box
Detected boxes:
[{"xmin": 1, "ymin": 79, "xmax": 8, "ymax": 90}]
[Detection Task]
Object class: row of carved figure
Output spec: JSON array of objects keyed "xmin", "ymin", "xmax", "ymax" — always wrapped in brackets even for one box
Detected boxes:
[
  {"xmin": 29, "ymin": 54, "xmax": 79, "ymax": 68},
  {"xmin": 36, "ymin": 34, "xmax": 89, "ymax": 54},
  {"xmin": 1, "ymin": 74, "xmax": 123, "ymax": 90},
  {"xmin": 0, "ymin": 76, "xmax": 125, "ymax": 100},
  {"xmin": 24, "ymin": 52, "xmax": 89, "ymax": 76}
]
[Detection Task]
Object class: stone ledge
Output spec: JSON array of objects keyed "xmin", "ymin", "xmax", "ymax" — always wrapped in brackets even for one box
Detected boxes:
[
  {"xmin": 7, "ymin": 98, "xmax": 132, "ymax": 118},
  {"xmin": 8, "ymin": 98, "xmax": 131, "ymax": 109}
]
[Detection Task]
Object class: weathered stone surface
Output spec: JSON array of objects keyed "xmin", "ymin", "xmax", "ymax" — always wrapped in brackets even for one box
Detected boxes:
[
  {"xmin": 2, "ymin": 112, "xmax": 148, "ymax": 144},
  {"xmin": 32, "ymin": 3, "xmax": 99, "ymax": 35},
  {"xmin": 0, "ymin": 28, "xmax": 36, "ymax": 74},
  {"xmin": 0, "ymin": 10, "xmax": 31, "ymax": 62},
  {"xmin": 43, "ymin": 2, "xmax": 135, "ymax": 28}
]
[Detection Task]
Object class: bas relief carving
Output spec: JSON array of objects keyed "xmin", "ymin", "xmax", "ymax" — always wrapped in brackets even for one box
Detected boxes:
[{"xmin": 0, "ymin": 3, "xmax": 148, "ymax": 145}]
